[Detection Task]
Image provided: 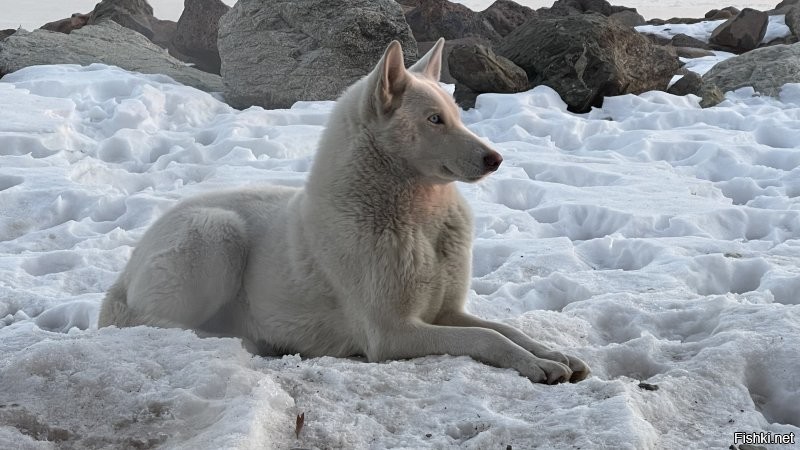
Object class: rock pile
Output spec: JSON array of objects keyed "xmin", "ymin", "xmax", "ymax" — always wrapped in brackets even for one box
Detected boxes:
[{"xmin": 0, "ymin": 0, "xmax": 797, "ymax": 110}]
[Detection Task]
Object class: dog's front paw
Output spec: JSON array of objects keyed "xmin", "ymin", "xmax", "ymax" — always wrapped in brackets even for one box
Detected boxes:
[
  {"xmin": 542, "ymin": 359, "xmax": 572, "ymax": 384},
  {"xmin": 522, "ymin": 359, "xmax": 572, "ymax": 384},
  {"xmin": 565, "ymin": 355, "xmax": 591, "ymax": 382},
  {"xmin": 537, "ymin": 350, "xmax": 591, "ymax": 383}
]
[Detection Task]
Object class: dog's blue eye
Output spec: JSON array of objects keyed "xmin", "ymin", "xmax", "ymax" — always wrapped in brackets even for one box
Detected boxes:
[{"xmin": 428, "ymin": 114, "xmax": 442, "ymax": 124}]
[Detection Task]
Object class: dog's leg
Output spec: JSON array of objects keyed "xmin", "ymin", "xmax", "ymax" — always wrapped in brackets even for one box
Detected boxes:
[
  {"xmin": 368, "ymin": 322, "xmax": 572, "ymax": 384},
  {"xmin": 435, "ymin": 311, "xmax": 591, "ymax": 382},
  {"xmin": 124, "ymin": 207, "xmax": 248, "ymax": 330}
]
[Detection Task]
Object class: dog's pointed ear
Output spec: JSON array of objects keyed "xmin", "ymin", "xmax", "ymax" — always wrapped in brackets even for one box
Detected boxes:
[
  {"xmin": 409, "ymin": 37, "xmax": 445, "ymax": 81},
  {"xmin": 372, "ymin": 40, "xmax": 408, "ymax": 115}
]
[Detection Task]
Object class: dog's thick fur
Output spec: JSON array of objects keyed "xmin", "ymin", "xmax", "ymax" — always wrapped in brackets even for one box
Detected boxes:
[{"xmin": 99, "ymin": 39, "xmax": 590, "ymax": 384}]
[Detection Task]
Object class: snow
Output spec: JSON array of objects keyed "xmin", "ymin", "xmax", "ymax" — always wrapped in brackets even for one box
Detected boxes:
[{"xmin": 2, "ymin": 56, "xmax": 800, "ymax": 450}]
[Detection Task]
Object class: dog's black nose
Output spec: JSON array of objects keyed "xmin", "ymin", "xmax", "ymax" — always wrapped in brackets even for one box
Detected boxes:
[{"xmin": 483, "ymin": 151, "xmax": 503, "ymax": 172}]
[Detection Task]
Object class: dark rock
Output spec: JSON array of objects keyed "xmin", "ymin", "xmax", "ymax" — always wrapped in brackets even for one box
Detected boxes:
[
  {"xmin": 453, "ymin": 84, "xmax": 480, "ymax": 109},
  {"xmin": 776, "ymin": 0, "xmax": 800, "ymax": 7},
  {"xmin": 481, "ymin": 0, "xmax": 538, "ymax": 37},
  {"xmin": 448, "ymin": 43, "xmax": 528, "ymax": 92},
  {"xmin": 418, "ymin": 37, "xmax": 491, "ymax": 84},
  {"xmin": 544, "ymin": 0, "xmax": 635, "ymax": 16},
  {"xmin": 704, "ymin": 6, "xmax": 741, "ymax": 20},
  {"xmin": 218, "ymin": 0, "xmax": 417, "ymax": 110},
  {"xmin": 395, "ymin": 0, "xmax": 419, "ymax": 14},
  {"xmin": 709, "ymin": 8, "xmax": 769, "ymax": 53},
  {"xmin": 773, "ymin": 0, "xmax": 800, "ymax": 14},
  {"xmin": 404, "ymin": 0, "xmax": 499, "ymax": 42},
  {"xmin": 721, "ymin": 6, "xmax": 741, "ymax": 15},
  {"xmin": 499, "ymin": 14, "xmax": 681, "ymax": 113},
  {"xmin": 149, "ymin": 18, "xmax": 176, "ymax": 50},
  {"xmin": 667, "ymin": 71, "xmax": 702, "ymax": 96},
  {"xmin": 706, "ymin": 9, "xmax": 735, "ymax": 21},
  {"xmin": 642, "ymin": 33, "xmax": 672, "ymax": 46},
  {"xmin": 0, "ymin": 21, "xmax": 223, "ymax": 92},
  {"xmin": 609, "ymin": 10, "xmax": 646, "ymax": 27},
  {"xmin": 41, "ymin": 13, "xmax": 90, "ymax": 34},
  {"xmin": 403, "ymin": 0, "xmax": 535, "ymax": 43},
  {"xmin": 673, "ymin": 47, "xmax": 715, "ymax": 58},
  {"xmin": 88, "ymin": 0, "xmax": 156, "ymax": 40},
  {"xmin": 736, "ymin": 445, "xmax": 769, "ymax": 450},
  {"xmin": 787, "ymin": 6, "xmax": 800, "ymax": 40},
  {"xmin": 448, "ymin": 43, "xmax": 528, "ymax": 108},
  {"xmin": 700, "ymin": 43, "xmax": 800, "ymax": 106},
  {"xmin": 670, "ymin": 33, "xmax": 712, "ymax": 50},
  {"xmin": 0, "ymin": 29, "xmax": 15, "ymax": 40},
  {"xmin": 647, "ymin": 17, "xmax": 707, "ymax": 25},
  {"xmin": 172, "ymin": 0, "xmax": 229, "ymax": 74}
]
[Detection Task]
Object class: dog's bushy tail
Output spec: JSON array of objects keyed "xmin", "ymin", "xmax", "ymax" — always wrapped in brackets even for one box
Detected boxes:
[{"xmin": 98, "ymin": 280, "xmax": 137, "ymax": 327}]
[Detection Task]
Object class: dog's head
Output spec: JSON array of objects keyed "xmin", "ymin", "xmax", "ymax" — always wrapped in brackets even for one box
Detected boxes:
[{"xmin": 363, "ymin": 38, "xmax": 502, "ymax": 184}]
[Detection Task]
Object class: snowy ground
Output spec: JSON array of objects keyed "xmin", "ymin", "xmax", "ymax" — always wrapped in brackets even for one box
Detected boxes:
[{"xmin": 2, "ymin": 61, "xmax": 800, "ymax": 449}]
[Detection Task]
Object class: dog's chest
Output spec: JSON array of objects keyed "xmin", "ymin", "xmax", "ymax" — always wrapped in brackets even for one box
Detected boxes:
[{"xmin": 395, "ymin": 215, "xmax": 470, "ymax": 320}]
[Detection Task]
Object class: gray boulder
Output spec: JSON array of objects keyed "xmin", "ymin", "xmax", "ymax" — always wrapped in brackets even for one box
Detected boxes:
[
  {"xmin": 673, "ymin": 47, "xmax": 715, "ymax": 58},
  {"xmin": 646, "ymin": 17, "xmax": 706, "ymax": 25},
  {"xmin": 544, "ymin": 0, "xmax": 634, "ymax": 16},
  {"xmin": 149, "ymin": 18, "xmax": 178, "ymax": 51},
  {"xmin": 404, "ymin": 0, "xmax": 499, "ymax": 42},
  {"xmin": 700, "ymin": 43, "xmax": 800, "ymax": 106},
  {"xmin": 448, "ymin": 43, "xmax": 528, "ymax": 93},
  {"xmin": 416, "ymin": 37, "xmax": 490, "ymax": 84},
  {"xmin": 498, "ymin": 13, "xmax": 680, "ymax": 113},
  {"xmin": 218, "ymin": 0, "xmax": 417, "ymax": 110},
  {"xmin": 172, "ymin": 0, "xmax": 229, "ymax": 74},
  {"xmin": 787, "ymin": 6, "xmax": 800, "ymax": 41},
  {"xmin": 705, "ymin": 7, "xmax": 740, "ymax": 20},
  {"xmin": 88, "ymin": 0, "xmax": 156, "ymax": 40},
  {"xmin": 773, "ymin": 0, "xmax": 799, "ymax": 14},
  {"xmin": 403, "ymin": 0, "xmax": 535, "ymax": 44},
  {"xmin": 0, "ymin": 21, "xmax": 223, "ymax": 93},
  {"xmin": 480, "ymin": 0, "xmax": 538, "ymax": 37},
  {"xmin": 667, "ymin": 71, "xmax": 702, "ymax": 96},
  {"xmin": 668, "ymin": 33, "xmax": 715, "ymax": 58},
  {"xmin": 538, "ymin": 0, "xmax": 645, "ymax": 24},
  {"xmin": 448, "ymin": 43, "xmax": 528, "ymax": 108},
  {"xmin": 609, "ymin": 10, "xmax": 646, "ymax": 27},
  {"xmin": 709, "ymin": 8, "xmax": 769, "ymax": 53},
  {"xmin": 670, "ymin": 33, "xmax": 711, "ymax": 50}
]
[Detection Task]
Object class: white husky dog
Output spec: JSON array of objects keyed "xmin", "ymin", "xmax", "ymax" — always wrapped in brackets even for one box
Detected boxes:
[{"xmin": 99, "ymin": 39, "xmax": 590, "ymax": 384}]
